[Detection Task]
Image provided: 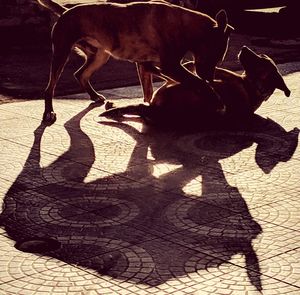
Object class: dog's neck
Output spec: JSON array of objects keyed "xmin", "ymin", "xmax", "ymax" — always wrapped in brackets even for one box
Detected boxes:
[{"xmin": 242, "ymin": 73, "xmax": 274, "ymax": 110}]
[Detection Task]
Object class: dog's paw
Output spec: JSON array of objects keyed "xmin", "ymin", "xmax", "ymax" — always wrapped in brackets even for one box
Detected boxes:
[
  {"xmin": 42, "ymin": 111, "xmax": 57, "ymax": 125},
  {"xmin": 91, "ymin": 94, "xmax": 106, "ymax": 105},
  {"xmin": 143, "ymin": 97, "xmax": 152, "ymax": 104},
  {"xmin": 105, "ymin": 101, "xmax": 115, "ymax": 110}
]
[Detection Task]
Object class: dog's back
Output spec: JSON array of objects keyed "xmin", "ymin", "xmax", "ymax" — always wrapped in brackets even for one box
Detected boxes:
[{"xmin": 55, "ymin": 2, "xmax": 217, "ymax": 62}]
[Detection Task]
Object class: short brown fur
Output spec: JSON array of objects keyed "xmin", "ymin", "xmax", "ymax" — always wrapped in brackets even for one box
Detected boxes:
[
  {"xmin": 37, "ymin": 0, "xmax": 232, "ymax": 124},
  {"xmin": 101, "ymin": 46, "xmax": 291, "ymax": 130}
]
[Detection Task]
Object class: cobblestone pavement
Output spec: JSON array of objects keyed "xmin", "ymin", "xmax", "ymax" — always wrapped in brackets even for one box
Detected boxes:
[{"xmin": 0, "ymin": 63, "xmax": 299, "ymax": 294}]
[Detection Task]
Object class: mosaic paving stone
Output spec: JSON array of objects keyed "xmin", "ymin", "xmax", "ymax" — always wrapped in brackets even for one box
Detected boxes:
[
  {"xmin": 171, "ymin": 179, "xmax": 257, "ymax": 214},
  {"xmin": 0, "ymin": 139, "xmax": 87, "ymax": 190},
  {"xmin": 0, "ymin": 99, "xmax": 85, "ymax": 125},
  {"xmin": 0, "ymin": 116, "xmax": 41, "ymax": 139},
  {"xmin": 255, "ymin": 248, "xmax": 300, "ymax": 287},
  {"xmin": 217, "ymin": 177, "xmax": 298, "ymax": 211},
  {"xmin": 181, "ymin": 254, "xmax": 300, "ymax": 295},
  {"xmin": 1, "ymin": 187, "xmax": 157, "ymax": 247},
  {"xmin": 0, "ymin": 244, "xmax": 124, "ymax": 294},
  {"xmin": 68, "ymin": 238, "xmax": 156, "ymax": 284},
  {"xmin": 250, "ymin": 197, "xmax": 300, "ymax": 231},
  {"xmin": 32, "ymin": 181, "xmax": 231, "ymax": 238},
  {"xmin": 67, "ymin": 237, "xmax": 299, "ymax": 295},
  {"xmin": 167, "ymin": 161, "xmax": 297, "ymax": 214},
  {"xmin": 0, "ymin": 235, "xmax": 67, "ymax": 285},
  {"xmin": 0, "ymin": 177, "xmax": 12, "ymax": 196},
  {"xmin": 0, "ymin": 68, "xmax": 299, "ymax": 294},
  {"xmin": 225, "ymin": 159, "xmax": 300, "ymax": 193},
  {"xmin": 0, "ymin": 109, "xmax": 23, "ymax": 121},
  {"xmin": 165, "ymin": 214, "xmax": 299, "ymax": 265},
  {"xmin": 174, "ymin": 127, "xmax": 299, "ymax": 175},
  {"xmin": 0, "ymin": 139, "xmax": 35, "ymax": 182}
]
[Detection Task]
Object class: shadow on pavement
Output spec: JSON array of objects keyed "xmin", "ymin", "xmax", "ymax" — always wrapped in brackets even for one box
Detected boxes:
[{"xmin": 0, "ymin": 104, "xmax": 298, "ymax": 291}]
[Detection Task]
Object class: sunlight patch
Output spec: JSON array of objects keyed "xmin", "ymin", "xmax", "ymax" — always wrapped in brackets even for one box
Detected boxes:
[
  {"xmin": 147, "ymin": 147, "xmax": 155, "ymax": 160},
  {"xmin": 219, "ymin": 143, "xmax": 257, "ymax": 175},
  {"xmin": 182, "ymin": 175, "xmax": 203, "ymax": 197},
  {"xmin": 152, "ymin": 163, "xmax": 183, "ymax": 179}
]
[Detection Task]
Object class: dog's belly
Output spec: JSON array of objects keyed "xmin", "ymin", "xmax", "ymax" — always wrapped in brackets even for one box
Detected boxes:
[
  {"xmin": 109, "ymin": 41, "xmax": 160, "ymax": 63},
  {"xmin": 110, "ymin": 48, "xmax": 160, "ymax": 63},
  {"xmin": 81, "ymin": 36, "xmax": 160, "ymax": 63},
  {"xmin": 109, "ymin": 33, "xmax": 160, "ymax": 63}
]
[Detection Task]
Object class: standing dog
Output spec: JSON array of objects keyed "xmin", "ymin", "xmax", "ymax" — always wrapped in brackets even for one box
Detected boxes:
[
  {"xmin": 100, "ymin": 46, "xmax": 291, "ymax": 129},
  {"xmin": 37, "ymin": 0, "xmax": 233, "ymax": 123}
]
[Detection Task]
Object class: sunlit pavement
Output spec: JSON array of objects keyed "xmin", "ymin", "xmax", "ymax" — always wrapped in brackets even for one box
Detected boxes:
[{"xmin": 0, "ymin": 63, "xmax": 299, "ymax": 294}]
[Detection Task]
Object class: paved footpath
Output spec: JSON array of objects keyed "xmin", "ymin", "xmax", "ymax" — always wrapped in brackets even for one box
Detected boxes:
[{"xmin": 0, "ymin": 63, "xmax": 299, "ymax": 294}]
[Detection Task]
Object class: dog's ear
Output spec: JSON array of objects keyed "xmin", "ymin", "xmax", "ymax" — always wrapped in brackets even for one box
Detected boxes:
[
  {"xmin": 215, "ymin": 10, "xmax": 227, "ymax": 32},
  {"xmin": 215, "ymin": 10, "xmax": 227, "ymax": 31},
  {"xmin": 181, "ymin": 60, "xmax": 196, "ymax": 74},
  {"xmin": 275, "ymin": 73, "xmax": 291, "ymax": 97},
  {"xmin": 215, "ymin": 10, "xmax": 234, "ymax": 33}
]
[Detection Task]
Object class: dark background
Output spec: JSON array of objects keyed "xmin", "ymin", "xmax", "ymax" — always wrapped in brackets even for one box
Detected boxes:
[{"xmin": 0, "ymin": 0, "xmax": 299, "ymax": 101}]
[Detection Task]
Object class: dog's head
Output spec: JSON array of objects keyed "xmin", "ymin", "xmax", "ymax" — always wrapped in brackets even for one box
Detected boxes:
[
  {"xmin": 194, "ymin": 10, "xmax": 234, "ymax": 82},
  {"xmin": 239, "ymin": 46, "xmax": 291, "ymax": 99}
]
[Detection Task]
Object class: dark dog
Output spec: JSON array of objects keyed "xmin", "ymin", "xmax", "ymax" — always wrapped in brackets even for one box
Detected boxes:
[
  {"xmin": 100, "ymin": 46, "xmax": 291, "ymax": 129},
  {"xmin": 37, "ymin": 0, "xmax": 233, "ymax": 123}
]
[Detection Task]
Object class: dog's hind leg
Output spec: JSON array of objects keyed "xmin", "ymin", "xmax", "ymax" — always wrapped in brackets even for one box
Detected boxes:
[{"xmin": 74, "ymin": 48, "xmax": 110, "ymax": 103}]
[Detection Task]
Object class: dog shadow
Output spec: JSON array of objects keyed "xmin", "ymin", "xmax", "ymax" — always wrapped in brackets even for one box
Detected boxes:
[{"xmin": 0, "ymin": 104, "xmax": 298, "ymax": 292}]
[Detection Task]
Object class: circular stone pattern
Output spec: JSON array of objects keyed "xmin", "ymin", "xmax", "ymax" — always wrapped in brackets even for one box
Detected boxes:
[
  {"xmin": 175, "ymin": 131, "xmax": 291, "ymax": 159},
  {"xmin": 40, "ymin": 196, "xmax": 140, "ymax": 228}
]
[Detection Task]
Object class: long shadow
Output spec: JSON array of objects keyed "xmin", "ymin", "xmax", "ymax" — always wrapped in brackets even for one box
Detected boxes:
[{"xmin": 0, "ymin": 105, "xmax": 298, "ymax": 291}]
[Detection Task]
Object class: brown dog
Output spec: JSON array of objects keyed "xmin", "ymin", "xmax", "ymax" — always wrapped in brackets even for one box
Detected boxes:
[
  {"xmin": 37, "ymin": 0, "xmax": 233, "ymax": 123},
  {"xmin": 100, "ymin": 46, "xmax": 291, "ymax": 129}
]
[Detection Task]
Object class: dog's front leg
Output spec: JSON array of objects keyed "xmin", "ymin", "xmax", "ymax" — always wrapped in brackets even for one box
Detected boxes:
[
  {"xmin": 43, "ymin": 47, "xmax": 71, "ymax": 124},
  {"xmin": 136, "ymin": 62, "xmax": 167, "ymax": 103},
  {"xmin": 136, "ymin": 63, "xmax": 153, "ymax": 103}
]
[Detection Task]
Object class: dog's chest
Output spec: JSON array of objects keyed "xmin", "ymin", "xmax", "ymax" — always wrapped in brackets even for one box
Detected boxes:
[{"xmin": 215, "ymin": 80, "xmax": 251, "ymax": 115}]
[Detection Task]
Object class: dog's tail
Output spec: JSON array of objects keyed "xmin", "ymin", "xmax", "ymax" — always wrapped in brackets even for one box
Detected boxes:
[{"xmin": 37, "ymin": 0, "xmax": 66, "ymax": 16}]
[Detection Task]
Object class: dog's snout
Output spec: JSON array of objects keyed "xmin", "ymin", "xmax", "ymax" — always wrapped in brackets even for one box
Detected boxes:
[{"xmin": 275, "ymin": 74, "xmax": 291, "ymax": 97}]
